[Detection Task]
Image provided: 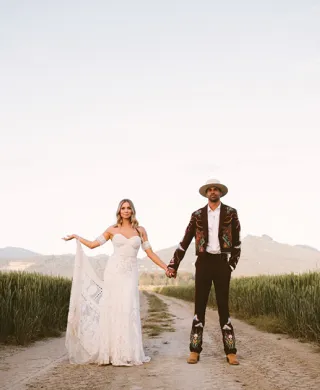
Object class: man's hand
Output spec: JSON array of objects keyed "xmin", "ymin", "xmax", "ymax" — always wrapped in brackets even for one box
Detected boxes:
[{"xmin": 165, "ymin": 267, "xmax": 177, "ymax": 278}]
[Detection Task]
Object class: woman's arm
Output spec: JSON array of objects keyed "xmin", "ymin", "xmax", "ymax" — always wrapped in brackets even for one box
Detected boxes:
[
  {"xmin": 138, "ymin": 227, "xmax": 167, "ymax": 271},
  {"xmin": 62, "ymin": 229, "xmax": 111, "ymax": 249}
]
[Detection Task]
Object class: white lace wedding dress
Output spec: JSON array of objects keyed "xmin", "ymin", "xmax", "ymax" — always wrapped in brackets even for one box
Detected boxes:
[{"xmin": 65, "ymin": 234, "xmax": 151, "ymax": 366}]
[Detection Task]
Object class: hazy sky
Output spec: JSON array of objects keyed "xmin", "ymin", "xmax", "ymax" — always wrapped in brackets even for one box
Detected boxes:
[{"xmin": 1, "ymin": 1, "xmax": 319, "ymax": 256}]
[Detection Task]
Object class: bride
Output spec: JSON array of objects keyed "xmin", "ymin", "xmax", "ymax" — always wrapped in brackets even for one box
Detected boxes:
[{"xmin": 62, "ymin": 198, "xmax": 168, "ymax": 366}]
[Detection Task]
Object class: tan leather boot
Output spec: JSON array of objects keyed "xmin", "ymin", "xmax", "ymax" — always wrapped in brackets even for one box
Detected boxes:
[
  {"xmin": 187, "ymin": 352, "xmax": 200, "ymax": 364},
  {"xmin": 226, "ymin": 353, "xmax": 239, "ymax": 365}
]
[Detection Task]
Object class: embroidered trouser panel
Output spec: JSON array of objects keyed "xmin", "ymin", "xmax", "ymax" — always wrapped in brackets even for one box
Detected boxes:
[{"xmin": 189, "ymin": 253, "xmax": 237, "ymax": 355}]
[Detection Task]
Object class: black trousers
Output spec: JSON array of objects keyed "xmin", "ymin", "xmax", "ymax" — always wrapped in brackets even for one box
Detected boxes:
[{"xmin": 189, "ymin": 252, "xmax": 237, "ymax": 355}]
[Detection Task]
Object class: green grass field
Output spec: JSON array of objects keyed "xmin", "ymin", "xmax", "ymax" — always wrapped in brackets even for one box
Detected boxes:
[
  {"xmin": 1, "ymin": 270, "xmax": 319, "ymax": 346},
  {"xmin": 155, "ymin": 272, "xmax": 320, "ymax": 345},
  {"xmin": 0, "ymin": 271, "xmax": 71, "ymax": 345}
]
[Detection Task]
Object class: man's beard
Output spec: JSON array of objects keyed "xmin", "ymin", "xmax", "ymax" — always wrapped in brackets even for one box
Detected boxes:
[{"xmin": 210, "ymin": 196, "xmax": 220, "ymax": 203}]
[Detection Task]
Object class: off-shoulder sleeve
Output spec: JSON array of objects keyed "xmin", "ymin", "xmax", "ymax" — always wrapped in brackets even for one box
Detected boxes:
[
  {"xmin": 96, "ymin": 234, "xmax": 107, "ymax": 246},
  {"xmin": 141, "ymin": 241, "xmax": 152, "ymax": 251}
]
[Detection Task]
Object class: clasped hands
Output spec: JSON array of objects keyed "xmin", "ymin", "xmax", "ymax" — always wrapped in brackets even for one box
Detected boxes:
[{"xmin": 165, "ymin": 267, "xmax": 177, "ymax": 279}]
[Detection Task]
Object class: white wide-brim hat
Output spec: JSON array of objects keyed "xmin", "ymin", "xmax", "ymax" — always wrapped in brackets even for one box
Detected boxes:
[{"xmin": 199, "ymin": 179, "xmax": 228, "ymax": 198}]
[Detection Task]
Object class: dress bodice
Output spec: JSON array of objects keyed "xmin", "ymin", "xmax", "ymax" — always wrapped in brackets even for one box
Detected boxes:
[{"xmin": 111, "ymin": 234, "xmax": 141, "ymax": 258}]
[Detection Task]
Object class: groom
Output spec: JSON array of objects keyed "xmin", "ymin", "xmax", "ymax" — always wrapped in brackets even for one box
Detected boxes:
[{"xmin": 166, "ymin": 179, "xmax": 241, "ymax": 365}]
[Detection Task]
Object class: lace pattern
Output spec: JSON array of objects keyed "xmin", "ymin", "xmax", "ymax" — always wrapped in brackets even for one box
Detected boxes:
[
  {"xmin": 142, "ymin": 240, "xmax": 151, "ymax": 251},
  {"xmin": 65, "ymin": 241, "xmax": 102, "ymax": 363},
  {"xmin": 96, "ymin": 234, "xmax": 107, "ymax": 245}
]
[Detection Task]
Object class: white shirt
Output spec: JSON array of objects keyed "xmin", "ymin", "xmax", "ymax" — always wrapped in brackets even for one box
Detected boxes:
[{"xmin": 206, "ymin": 203, "xmax": 221, "ymax": 254}]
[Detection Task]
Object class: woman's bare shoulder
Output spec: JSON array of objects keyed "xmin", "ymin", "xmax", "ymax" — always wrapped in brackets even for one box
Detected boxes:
[
  {"xmin": 137, "ymin": 225, "xmax": 146, "ymax": 233},
  {"xmin": 106, "ymin": 225, "xmax": 119, "ymax": 233}
]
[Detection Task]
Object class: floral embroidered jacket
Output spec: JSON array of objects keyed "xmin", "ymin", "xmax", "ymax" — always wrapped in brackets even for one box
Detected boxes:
[{"xmin": 168, "ymin": 203, "xmax": 241, "ymax": 272}]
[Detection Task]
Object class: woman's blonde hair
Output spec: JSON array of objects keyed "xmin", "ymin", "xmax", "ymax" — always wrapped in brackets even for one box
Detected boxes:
[{"xmin": 116, "ymin": 199, "xmax": 139, "ymax": 229}]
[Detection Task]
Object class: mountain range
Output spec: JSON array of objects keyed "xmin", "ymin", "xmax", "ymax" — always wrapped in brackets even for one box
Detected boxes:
[{"xmin": 0, "ymin": 235, "xmax": 319, "ymax": 278}]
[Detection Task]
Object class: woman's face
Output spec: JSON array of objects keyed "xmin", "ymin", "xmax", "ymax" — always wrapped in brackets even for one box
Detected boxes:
[{"xmin": 120, "ymin": 201, "xmax": 133, "ymax": 220}]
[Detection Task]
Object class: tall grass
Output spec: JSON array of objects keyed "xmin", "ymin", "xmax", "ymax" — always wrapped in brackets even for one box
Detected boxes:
[
  {"xmin": 155, "ymin": 272, "xmax": 320, "ymax": 344},
  {"xmin": 0, "ymin": 271, "xmax": 71, "ymax": 345}
]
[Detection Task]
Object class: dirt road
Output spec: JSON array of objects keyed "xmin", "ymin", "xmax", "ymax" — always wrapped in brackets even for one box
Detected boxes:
[{"xmin": 1, "ymin": 292, "xmax": 319, "ymax": 390}]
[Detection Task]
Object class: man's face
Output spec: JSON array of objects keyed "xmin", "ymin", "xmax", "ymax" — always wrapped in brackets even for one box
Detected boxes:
[{"xmin": 206, "ymin": 186, "xmax": 222, "ymax": 202}]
